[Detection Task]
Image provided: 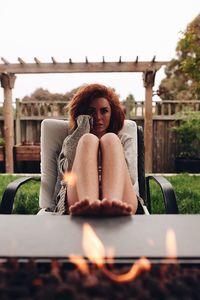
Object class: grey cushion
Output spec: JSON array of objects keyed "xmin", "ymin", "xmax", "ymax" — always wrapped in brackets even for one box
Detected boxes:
[
  {"xmin": 51, "ymin": 156, "xmax": 62, "ymax": 209},
  {"xmin": 39, "ymin": 119, "xmax": 69, "ymax": 209}
]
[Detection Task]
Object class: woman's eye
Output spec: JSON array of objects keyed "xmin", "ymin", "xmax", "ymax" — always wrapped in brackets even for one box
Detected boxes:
[{"xmin": 88, "ymin": 109, "xmax": 95, "ymax": 115}]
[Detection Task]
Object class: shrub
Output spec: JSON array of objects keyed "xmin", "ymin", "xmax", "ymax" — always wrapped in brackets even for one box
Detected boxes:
[
  {"xmin": 0, "ymin": 137, "xmax": 5, "ymax": 146},
  {"xmin": 171, "ymin": 111, "xmax": 200, "ymax": 158}
]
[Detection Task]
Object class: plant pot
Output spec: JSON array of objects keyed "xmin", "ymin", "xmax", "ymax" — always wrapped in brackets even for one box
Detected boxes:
[{"xmin": 175, "ymin": 157, "xmax": 200, "ymax": 173}]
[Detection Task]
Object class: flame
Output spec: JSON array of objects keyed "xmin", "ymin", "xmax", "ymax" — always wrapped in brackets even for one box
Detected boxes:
[
  {"xmin": 102, "ymin": 257, "xmax": 151, "ymax": 282},
  {"xmin": 63, "ymin": 171, "xmax": 77, "ymax": 186},
  {"xmin": 68, "ymin": 255, "xmax": 89, "ymax": 274},
  {"xmin": 166, "ymin": 229, "xmax": 177, "ymax": 259},
  {"xmin": 82, "ymin": 223, "xmax": 105, "ymax": 267},
  {"xmin": 79, "ymin": 223, "xmax": 151, "ymax": 282}
]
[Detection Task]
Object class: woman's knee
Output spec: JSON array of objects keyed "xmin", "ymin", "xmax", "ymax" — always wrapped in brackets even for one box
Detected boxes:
[
  {"xmin": 78, "ymin": 133, "xmax": 99, "ymax": 150},
  {"xmin": 100, "ymin": 133, "xmax": 120, "ymax": 148}
]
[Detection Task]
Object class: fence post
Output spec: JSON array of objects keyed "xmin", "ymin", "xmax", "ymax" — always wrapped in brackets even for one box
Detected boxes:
[{"xmin": 15, "ymin": 98, "xmax": 21, "ymax": 145}]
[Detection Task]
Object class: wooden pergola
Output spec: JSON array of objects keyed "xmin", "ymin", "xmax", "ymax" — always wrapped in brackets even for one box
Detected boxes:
[{"xmin": 0, "ymin": 56, "xmax": 169, "ymax": 173}]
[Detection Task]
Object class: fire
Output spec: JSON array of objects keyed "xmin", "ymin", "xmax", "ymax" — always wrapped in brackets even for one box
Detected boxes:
[
  {"xmin": 63, "ymin": 171, "xmax": 77, "ymax": 186},
  {"xmin": 69, "ymin": 223, "xmax": 151, "ymax": 282},
  {"xmin": 166, "ymin": 229, "xmax": 177, "ymax": 259},
  {"xmin": 82, "ymin": 223, "xmax": 106, "ymax": 268},
  {"xmin": 68, "ymin": 255, "xmax": 89, "ymax": 274},
  {"xmin": 102, "ymin": 257, "xmax": 151, "ymax": 282}
]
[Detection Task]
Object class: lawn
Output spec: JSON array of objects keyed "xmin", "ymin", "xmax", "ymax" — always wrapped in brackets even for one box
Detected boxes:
[
  {"xmin": 148, "ymin": 174, "xmax": 200, "ymax": 214},
  {"xmin": 0, "ymin": 174, "xmax": 200, "ymax": 214}
]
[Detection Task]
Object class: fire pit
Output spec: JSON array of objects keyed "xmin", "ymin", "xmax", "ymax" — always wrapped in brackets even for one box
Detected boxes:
[
  {"xmin": 0, "ymin": 259, "xmax": 199, "ymax": 299},
  {"xmin": 0, "ymin": 215, "xmax": 199, "ymax": 299}
]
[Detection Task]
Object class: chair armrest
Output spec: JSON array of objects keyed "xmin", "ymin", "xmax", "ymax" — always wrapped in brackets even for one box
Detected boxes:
[
  {"xmin": 0, "ymin": 177, "xmax": 40, "ymax": 214},
  {"xmin": 146, "ymin": 175, "xmax": 179, "ymax": 214}
]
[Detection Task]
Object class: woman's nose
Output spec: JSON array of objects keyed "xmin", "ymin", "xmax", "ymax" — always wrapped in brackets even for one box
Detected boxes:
[{"xmin": 96, "ymin": 111, "xmax": 101, "ymax": 120}]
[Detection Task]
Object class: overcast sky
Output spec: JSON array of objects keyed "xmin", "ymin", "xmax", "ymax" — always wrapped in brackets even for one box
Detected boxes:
[{"xmin": 0, "ymin": 0, "xmax": 200, "ymax": 102}]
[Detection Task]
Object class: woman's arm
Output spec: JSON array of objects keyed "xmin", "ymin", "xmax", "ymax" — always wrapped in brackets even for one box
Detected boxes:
[{"xmin": 58, "ymin": 115, "xmax": 92, "ymax": 174}]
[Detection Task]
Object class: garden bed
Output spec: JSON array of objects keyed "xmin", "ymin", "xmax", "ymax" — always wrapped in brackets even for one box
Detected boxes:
[
  {"xmin": 14, "ymin": 144, "xmax": 40, "ymax": 161},
  {"xmin": 13, "ymin": 145, "xmax": 40, "ymax": 173}
]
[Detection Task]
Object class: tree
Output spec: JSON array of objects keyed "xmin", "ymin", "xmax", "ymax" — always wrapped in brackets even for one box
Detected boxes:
[
  {"xmin": 21, "ymin": 86, "xmax": 82, "ymax": 102},
  {"xmin": 159, "ymin": 14, "xmax": 200, "ymax": 100},
  {"xmin": 22, "ymin": 88, "xmax": 65, "ymax": 102},
  {"xmin": 121, "ymin": 94, "xmax": 135, "ymax": 118}
]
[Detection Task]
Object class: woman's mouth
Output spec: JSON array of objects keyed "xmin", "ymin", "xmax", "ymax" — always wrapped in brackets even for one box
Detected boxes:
[{"xmin": 94, "ymin": 123, "xmax": 103, "ymax": 127}]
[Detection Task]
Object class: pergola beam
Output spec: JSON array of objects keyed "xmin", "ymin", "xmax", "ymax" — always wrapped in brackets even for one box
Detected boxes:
[
  {"xmin": 0, "ymin": 60, "xmax": 169, "ymax": 74},
  {"xmin": 1, "ymin": 57, "xmax": 10, "ymax": 65},
  {"xmin": 51, "ymin": 57, "xmax": 57, "ymax": 64},
  {"xmin": 34, "ymin": 57, "xmax": 41, "ymax": 64},
  {"xmin": 18, "ymin": 57, "xmax": 26, "ymax": 64}
]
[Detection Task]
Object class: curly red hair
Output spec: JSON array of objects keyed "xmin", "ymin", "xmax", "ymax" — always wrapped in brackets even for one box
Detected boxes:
[{"xmin": 67, "ymin": 83, "xmax": 125, "ymax": 134}]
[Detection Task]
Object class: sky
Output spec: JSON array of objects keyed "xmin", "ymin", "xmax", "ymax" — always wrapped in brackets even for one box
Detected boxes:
[{"xmin": 0, "ymin": 0, "xmax": 200, "ymax": 102}]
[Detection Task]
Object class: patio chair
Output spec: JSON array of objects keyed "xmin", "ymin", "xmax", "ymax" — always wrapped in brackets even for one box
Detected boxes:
[{"xmin": 0, "ymin": 119, "xmax": 179, "ymax": 215}]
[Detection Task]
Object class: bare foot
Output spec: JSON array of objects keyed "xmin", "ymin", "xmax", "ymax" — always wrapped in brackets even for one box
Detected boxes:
[
  {"xmin": 69, "ymin": 198, "xmax": 90, "ymax": 215},
  {"xmin": 69, "ymin": 198, "xmax": 102, "ymax": 216},
  {"xmin": 101, "ymin": 199, "xmax": 133, "ymax": 216}
]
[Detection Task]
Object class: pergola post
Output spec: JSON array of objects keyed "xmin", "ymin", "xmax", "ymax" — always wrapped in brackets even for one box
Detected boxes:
[
  {"xmin": 0, "ymin": 73, "xmax": 16, "ymax": 173},
  {"xmin": 143, "ymin": 69, "xmax": 156, "ymax": 173}
]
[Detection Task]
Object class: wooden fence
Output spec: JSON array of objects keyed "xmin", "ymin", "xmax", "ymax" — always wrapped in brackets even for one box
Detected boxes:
[{"xmin": 0, "ymin": 99, "xmax": 200, "ymax": 173}]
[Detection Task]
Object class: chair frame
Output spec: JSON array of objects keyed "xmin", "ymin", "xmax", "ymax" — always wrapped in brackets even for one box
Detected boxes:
[{"xmin": 0, "ymin": 125, "xmax": 179, "ymax": 214}]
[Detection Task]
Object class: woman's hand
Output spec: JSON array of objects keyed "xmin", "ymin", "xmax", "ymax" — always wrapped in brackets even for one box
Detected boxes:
[
  {"xmin": 76, "ymin": 115, "xmax": 93, "ymax": 131},
  {"xmin": 89, "ymin": 116, "xmax": 93, "ymax": 130}
]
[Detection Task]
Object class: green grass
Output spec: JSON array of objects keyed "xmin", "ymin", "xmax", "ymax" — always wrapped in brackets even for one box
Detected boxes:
[
  {"xmin": 0, "ymin": 174, "xmax": 200, "ymax": 214},
  {"xmin": 148, "ymin": 174, "xmax": 200, "ymax": 214},
  {"xmin": 0, "ymin": 175, "xmax": 40, "ymax": 214}
]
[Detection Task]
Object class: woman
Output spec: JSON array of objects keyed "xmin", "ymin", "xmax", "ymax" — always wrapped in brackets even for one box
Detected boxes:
[{"xmin": 55, "ymin": 83, "xmax": 141, "ymax": 216}]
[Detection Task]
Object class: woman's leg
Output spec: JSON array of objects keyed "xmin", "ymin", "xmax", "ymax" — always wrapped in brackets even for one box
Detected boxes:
[
  {"xmin": 100, "ymin": 133, "xmax": 138, "ymax": 215},
  {"xmin": 67, "ymin": 133, "xmax": 101, "ymax": 215}
]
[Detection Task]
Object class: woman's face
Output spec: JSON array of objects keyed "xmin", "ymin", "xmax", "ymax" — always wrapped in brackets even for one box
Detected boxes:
[{"xmin": 87, "ymin": 97, "xmax": 111, "ymax": 138}]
